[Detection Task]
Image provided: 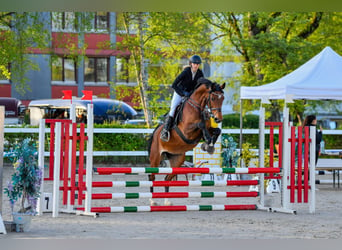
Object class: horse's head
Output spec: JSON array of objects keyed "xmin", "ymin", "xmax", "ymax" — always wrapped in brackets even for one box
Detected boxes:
[
  {"xmin": 195, "ymin": 78, "xmax": 225, "ymax": 124},
  {"xmin": 208, "ymin": 81, "xmax": 225, "ymax": 123}
]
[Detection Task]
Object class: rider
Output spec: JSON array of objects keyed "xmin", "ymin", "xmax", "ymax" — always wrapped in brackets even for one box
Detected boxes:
[{"xmin": 160, "ymin": 54, "xmax": 204, "ymax": 142}]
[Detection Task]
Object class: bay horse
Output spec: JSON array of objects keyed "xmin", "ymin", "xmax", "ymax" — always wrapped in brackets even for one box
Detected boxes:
[{"xmin": 147, "ymin": 77, "xmax": 225, "ymax": 205}]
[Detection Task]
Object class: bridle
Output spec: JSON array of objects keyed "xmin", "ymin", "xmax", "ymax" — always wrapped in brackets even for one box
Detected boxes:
[
  {"xmin": 187, "ymin": 89, "xmax": 224, "ymax": 121},
  {"xmin": 173, "ymin": 84, "xmax": 224, "ymax": 145},
  {"xmin": 206, "ymin": 91, "xmax": 224, "ymax": 120}
]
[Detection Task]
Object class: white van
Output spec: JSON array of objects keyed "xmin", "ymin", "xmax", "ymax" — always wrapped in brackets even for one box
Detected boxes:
[{"xmin": 28, "ymin": 98, "xmax": 137, "ymax": 125}]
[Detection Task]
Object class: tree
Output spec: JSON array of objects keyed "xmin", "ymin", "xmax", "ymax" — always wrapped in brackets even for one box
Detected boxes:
[
  {"xmin": 201, "ymin": 12, "xmax": 326, "ymax": 121},
  {"xmin": 115, "ymin": 12, "xmax": 212, "ymax": 127},
  {"xmin": 0, "ymin": 12, "xmax": 50, "ymax": 95}
]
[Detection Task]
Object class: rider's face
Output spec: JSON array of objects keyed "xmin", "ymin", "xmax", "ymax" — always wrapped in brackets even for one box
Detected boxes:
[{"xmin": 191, "ymin": 63, "xmax": 200, "ymax": 71}]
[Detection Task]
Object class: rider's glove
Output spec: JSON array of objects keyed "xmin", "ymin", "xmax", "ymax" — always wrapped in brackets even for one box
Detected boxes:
[{"xmin": 183, "ymin": 91, "xmax": 191, "ymax": 97}]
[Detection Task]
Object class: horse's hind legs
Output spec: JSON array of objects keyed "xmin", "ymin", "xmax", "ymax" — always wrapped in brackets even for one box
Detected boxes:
[
  {"xmin": 163, "ymin": 174, "xmax": 177, "ymax": 206},
  {"xmin": 148, "ymin": 174, "xmax": 159, "ymax": 206}
]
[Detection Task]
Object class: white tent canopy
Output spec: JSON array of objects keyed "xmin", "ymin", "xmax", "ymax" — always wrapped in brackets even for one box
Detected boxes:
[{"xmin": 240, "ymin": 46, "xmax": 342, "ymax": 100}]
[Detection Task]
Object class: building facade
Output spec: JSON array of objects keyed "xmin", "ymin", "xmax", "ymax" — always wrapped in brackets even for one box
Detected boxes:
[
  {"xmin": 0, "ymin": 12, "xmax": 120, "ymax": 106},
  {"xmin": 0, "ymin": 12, "xmax": 240, "ymax": 114}
]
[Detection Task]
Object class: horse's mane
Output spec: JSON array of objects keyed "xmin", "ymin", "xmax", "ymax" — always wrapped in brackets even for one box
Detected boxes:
[
  {"xmin": 194, "ymin": 77, "xmax": 223, "ymax": 93},
  {"xmin": 194, "ymin": 77, "xmax": 211, "ymax": 90}
]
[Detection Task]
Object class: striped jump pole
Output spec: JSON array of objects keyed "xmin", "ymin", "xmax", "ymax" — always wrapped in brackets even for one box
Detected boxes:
[
  {"xmin": 77, "ymin": 204, "xmax": 257, "ymax": 213},
  {"xmin": 87, "ymin": 191, "xmax": 259, "ymax": 200},
  {"xmin": 92, "ymin": 179, "xmax": 259, "ymax": 188},
  {"xmin": 95, "ymin": 167, "xmax": 280, "ymax": 175}
]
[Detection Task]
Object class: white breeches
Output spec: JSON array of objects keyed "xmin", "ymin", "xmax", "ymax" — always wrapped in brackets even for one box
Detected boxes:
[{"xmin": 169, "ymin": 92, "xmax": 182, "ymax": 117}]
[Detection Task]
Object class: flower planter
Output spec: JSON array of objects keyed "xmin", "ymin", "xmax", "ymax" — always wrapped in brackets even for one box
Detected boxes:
[{"xmin": 12, "ymin": 213, "xmax": 32, "ymax": 232}]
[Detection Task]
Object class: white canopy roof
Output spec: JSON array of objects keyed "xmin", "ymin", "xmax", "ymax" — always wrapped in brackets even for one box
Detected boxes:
[{"xmin": 240, "ymin": 47, "xmax": 342, "ymax": 100}]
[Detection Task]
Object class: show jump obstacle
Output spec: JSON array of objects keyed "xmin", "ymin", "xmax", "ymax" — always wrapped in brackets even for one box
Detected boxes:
[{"xmin": 37, "ymin": 104, "xmax": 316, "ymax": 217}]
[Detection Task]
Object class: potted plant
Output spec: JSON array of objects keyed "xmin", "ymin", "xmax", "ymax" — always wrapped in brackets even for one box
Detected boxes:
[
  {"xmin": 221, "ymin": 134, "xmax": 239, "ymax": 167},
  {"xmin": 4, "ymin": 138, "xmax": 43, "ymax": 232}
]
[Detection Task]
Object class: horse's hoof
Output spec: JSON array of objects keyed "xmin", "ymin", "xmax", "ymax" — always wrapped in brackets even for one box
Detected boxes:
[
  {"xmin": 150, "ymin": 199, "xmax": 158, "ymax": 206},
  {"xmin": 201, "ymin": 143, "xmax": 208, "ymax": 151},
  {"xmin": 207, "ymin": 146, "xmax": 215, "ymax": 154},
  {"xmin": 164, "ymin": 198, "xmax": 173, "ymax": 206}
]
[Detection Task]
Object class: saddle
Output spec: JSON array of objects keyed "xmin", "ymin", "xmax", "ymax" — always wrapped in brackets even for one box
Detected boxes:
[
  {"xmin": 173, "ymin": 97, "xmax": 188, "ymax": 126},
  {"xmin": 170, "ymin": 97, "xmax": 204, "ymax": 145}
]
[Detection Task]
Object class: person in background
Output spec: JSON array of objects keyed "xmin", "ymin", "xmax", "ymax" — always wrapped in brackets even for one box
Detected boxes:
[
  {"xmin": 303, "ymin": 115, "xmax": 323, "ymax": 165},
  {"xmin": 160, "ymin": 55, "xmax": 204, "ymax": 142}
]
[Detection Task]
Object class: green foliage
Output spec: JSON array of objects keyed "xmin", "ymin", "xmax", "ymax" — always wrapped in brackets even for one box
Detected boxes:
[
  {"xmin": 115, "ymin": 12, "xmax": 213, "ymax": 123},
  {"xmin": 221, "ymin": 134, "xmax": 239, "ymax": 167},
  {"xmin": 202, "ymin": 12, "xmax": 342, "ymax": 120},
  {"xmin": 222, "ymin": 113, "xmax": 259, "ymax": 129},
  {"xmin": 238, "ymin": 142, "xmax": 257, "ymax": 167},
  {"xmin": 4, "ymin": 138, "xmax": 42, "ymax": 214},
  {"xmin": 93, "ymin": 133, "xmax": 147, "ymax": 151},
  {"xmin": 0, "ymin": 12, "xmax": 50, "ymax": 95},
  {"xmin": 253, "ymin": 149, "xmax": 271, "ymax": 168}
]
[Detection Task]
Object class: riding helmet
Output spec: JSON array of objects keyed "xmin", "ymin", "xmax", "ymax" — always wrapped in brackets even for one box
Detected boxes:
[{"xmin": 189, "ymin": 55, "xmax": 202, "ymax": 64}]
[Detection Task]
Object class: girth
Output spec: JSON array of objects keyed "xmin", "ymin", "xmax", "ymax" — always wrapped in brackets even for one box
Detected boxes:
[{"xmin": 173, "ymin": 125, "xmax": 203, "ymax": 145}]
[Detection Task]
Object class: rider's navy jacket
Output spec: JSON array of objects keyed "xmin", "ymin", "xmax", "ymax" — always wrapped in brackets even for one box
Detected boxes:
[{"xmin": 172, "ymin": 66, "xmax": 204, "ymax": 96}]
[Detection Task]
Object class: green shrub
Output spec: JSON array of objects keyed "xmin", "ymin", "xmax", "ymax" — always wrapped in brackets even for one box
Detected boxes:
[{"xmin": 222, "ymin": 113, "xmax": 259, "ymax": 129}]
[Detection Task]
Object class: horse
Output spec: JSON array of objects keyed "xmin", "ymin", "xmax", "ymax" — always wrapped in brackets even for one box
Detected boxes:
[{"xmin": 147, "ymin": 77, "xmax": 225, "ymax": 205}]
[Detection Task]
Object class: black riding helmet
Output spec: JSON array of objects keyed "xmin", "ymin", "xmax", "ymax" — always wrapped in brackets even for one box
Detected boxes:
[{"xmin": 189, "ymin": 55, "xmax": 202, "ymax": 64}]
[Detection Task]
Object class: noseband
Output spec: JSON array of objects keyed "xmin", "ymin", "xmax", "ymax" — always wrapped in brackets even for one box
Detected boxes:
[{"xmin": 206, "ymin": 91, "xmax": 224, "ymax": 118}]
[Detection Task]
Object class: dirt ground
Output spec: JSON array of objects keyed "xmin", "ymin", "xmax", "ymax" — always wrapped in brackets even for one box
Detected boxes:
[{"xmin": 1, "ymin": 164, "xmax": 342, "ymax": 240}]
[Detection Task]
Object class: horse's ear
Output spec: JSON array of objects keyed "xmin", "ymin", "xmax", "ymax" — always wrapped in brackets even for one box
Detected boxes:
[{"xmin": 221, "ymin": 83, "xmax": 226, "ymax": 90}]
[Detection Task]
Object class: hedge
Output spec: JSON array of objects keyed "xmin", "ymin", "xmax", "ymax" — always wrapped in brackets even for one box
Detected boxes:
[{"xmin": 3, "ymin": 114, "xmax": 341, "ymax": 164}]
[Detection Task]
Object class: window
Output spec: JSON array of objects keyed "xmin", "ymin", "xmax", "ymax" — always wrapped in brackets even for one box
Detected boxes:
[
  {"xmin": 84, "ymin": 57, "xmax": 108, "ymax": 83},
  {"xmin": 85, "ymin": 12, "xmax": 109, "ymax": 32},
  {"xmin": 95, "ymin": 12, "xmax": 109, "ymax": 31},
  {"xmin": 51, "ymin": 12, "xmax": 76, "ymax": 31},
  {"xmin": 52, "ymin": 57, "xmax": 76, "ymax": 82}
]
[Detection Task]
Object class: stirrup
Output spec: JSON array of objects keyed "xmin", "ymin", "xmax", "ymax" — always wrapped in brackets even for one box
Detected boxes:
[{"xmin": 160, "ymin": 130, "xmax": 170, "ymax": 142}]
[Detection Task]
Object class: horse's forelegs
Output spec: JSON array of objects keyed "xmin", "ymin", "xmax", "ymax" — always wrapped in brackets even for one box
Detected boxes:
[
  {"xmin": 148, "ymin": 174, "xmax": 155, "ymax": 193},
  {"xmin": 204, "ymin": 128, "xmax": 221, "ymax": 154},
  {"xmin": 197, "ymin": 121, "xmax": 213, "ymax": 146},
  {"xmin": 211, "ymin": 128, "xmax": 221, "ymax": 144}
]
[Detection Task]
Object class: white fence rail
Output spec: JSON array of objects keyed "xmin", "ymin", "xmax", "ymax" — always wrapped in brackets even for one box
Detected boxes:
[{"xmin": 3, "ymin": 128, "xmax": 342, "ymax": 157}]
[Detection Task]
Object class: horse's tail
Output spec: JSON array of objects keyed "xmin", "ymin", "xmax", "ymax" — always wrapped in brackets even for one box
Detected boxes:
[{"xmin": 147, "ymin": 124, "xmax": 162, "ymax": 157}]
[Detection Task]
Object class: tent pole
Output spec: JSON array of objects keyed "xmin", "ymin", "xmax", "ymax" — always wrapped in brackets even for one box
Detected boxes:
[{"xmin": 239, "ymin": 99, "xmax": 243, "ymax": 165}]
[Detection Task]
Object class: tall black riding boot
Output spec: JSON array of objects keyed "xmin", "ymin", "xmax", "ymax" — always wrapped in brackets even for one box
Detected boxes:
[{"xmin": 160, "ymin": 116, "xmax": 174, "ymax": 142}]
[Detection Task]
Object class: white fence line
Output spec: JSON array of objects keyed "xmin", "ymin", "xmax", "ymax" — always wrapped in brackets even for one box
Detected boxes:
[{"xmin": 3, "ymin": 127, "xmax": 342, "ymax": 157}]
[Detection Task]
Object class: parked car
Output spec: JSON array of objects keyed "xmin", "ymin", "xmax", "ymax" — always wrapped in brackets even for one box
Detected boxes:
[
  {"xmin": 28, "ymin": 98, "xmax": 137, "ymax": 125},
  {"xmin": 0, "ymin": 97, "xmax": 26, "ymax": 124}
]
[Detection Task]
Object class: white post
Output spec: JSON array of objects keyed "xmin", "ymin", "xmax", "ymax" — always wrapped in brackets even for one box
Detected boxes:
[
  {"xmin": 271, "ymin": 106, "xmax": 295, "ymax": 214},
  {"xmin": 82, "ymin": 104, "xmax": 96, "ymax": 217},
  {"xmin": 309, "ymin": 126, "xmax": 316, "ymax": 213},
  {"xmin": 66, "ymin": 103, "xmax": 76, "ymax": 213},
  {"xmin": 52, "ymin": 122, "xmax": 62, "ymax": 218},
  {"xmin": 281, "ymin": 106, "xmax": 291, "ymax": 211},
  {"xmin": 0, "ymin": 106, "xmax": 7, "ymax": 234},
  {"xmin": 37, "ymin": 119, "xmax": 46, "ymax": 215},
  {"xmin": 258, "ymin": 106, "xmax": 265, "ymax": 208},
  {"xmin": 70, "ymin": 103, "xmax": 76, "ymax": 122}
]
